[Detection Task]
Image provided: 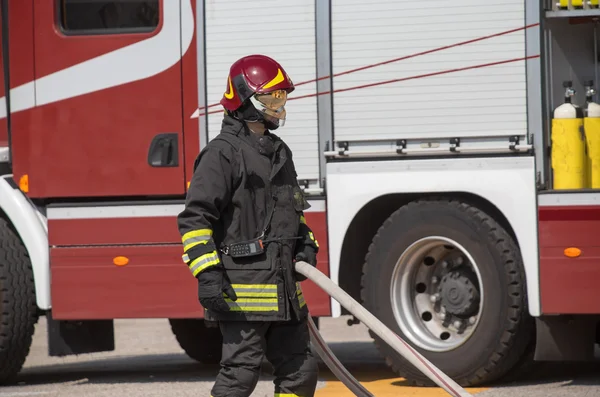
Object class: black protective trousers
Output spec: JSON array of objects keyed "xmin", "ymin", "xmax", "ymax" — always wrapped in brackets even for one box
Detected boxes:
[{"xmin": 211, "ymin": 317, "xmax": 319, "ymax": 397}]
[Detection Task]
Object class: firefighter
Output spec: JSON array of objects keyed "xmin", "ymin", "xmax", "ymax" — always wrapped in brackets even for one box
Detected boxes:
[{"xmin": 177, "ymin": 54, "xmax": 320, "ymax": 397}]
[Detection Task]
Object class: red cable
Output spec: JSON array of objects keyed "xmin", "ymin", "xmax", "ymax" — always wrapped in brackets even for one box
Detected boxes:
[
  {"xmin": 198, "ymin": 23, "xmax": 539, "ymax": 115},
  {"xmin": 289, "ymin": 55, "xmax": 540, "ymax": 100},
  {"xmin": 197, "ymin": 55, "xmax": 539, "ymax": 116},
  {"xmin": 293, "ymin": 23, "xmax": 540, "ymax": 87}
]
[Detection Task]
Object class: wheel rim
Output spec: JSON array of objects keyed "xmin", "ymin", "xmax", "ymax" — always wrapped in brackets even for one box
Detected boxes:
[{"xmin": 390, "ymin": 236, "xmax": 484, "ymax": 352}]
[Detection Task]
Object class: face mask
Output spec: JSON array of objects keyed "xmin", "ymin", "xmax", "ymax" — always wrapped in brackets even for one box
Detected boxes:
[{"xmin": 249, "ymin": 89, "xmax": 288, "ymax": 128}]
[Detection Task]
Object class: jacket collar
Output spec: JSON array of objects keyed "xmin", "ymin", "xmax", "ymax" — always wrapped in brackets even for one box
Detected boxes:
[{"xmin": 220, "ymin": 115, "xmax": 289, "ymax": 180}]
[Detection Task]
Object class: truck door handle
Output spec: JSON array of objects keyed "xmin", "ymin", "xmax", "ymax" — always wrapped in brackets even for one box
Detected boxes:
[{"xmin": 147, "ymin": 133, "xmax": 179, "ymax": 167}]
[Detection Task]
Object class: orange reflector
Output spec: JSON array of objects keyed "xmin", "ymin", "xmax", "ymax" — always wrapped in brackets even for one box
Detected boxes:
[
  {"xmin": 187, "ymin": 181, "xmax": 191, "ymax": 189},
  {"xmin": 113, "ymin": 256, "xmax": 129, "ymax": 266},
  {"xmin": 19, "ymin": 174, "xmax": 29, "ymax": 193},
  {"xmin": 564, "ymin": 247, "xmax": 581, "ymax": 258}
]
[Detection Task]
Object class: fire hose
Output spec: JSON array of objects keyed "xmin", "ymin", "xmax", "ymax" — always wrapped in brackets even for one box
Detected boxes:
[{"xmin": 294, "ymin": 261, "xmax": 473, "ymax": 397}]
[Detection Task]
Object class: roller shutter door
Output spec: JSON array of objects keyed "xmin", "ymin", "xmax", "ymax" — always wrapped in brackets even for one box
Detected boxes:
[
  {"xmin": 330, "ymin": 0, "xmax": 528, "ymax": 141},
  {"xmin": 205, "ymin": 0, "xmax": 319, "ymax": 181}
]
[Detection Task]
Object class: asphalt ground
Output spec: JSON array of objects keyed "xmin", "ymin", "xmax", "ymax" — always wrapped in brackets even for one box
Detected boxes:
[{"xmin": 2, "ymin": 316, "xmax": 600, "ymax": 397}]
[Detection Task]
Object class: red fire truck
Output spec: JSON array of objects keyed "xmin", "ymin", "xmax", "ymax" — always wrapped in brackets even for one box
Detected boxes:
[{"xmin": 1, "ymin": 0, "xmax": 600, "ymax": 389}]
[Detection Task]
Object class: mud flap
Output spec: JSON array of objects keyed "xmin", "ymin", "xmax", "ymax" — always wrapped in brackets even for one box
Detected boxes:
[{"xmin": 47, "ymin": 312, "xmax": 115, "ymax": 357}]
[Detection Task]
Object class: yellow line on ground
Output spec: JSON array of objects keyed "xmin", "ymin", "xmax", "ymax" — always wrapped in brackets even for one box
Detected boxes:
[{"xmin": 316, "ymin": 376, "xmax": 488, "ymax": 397}]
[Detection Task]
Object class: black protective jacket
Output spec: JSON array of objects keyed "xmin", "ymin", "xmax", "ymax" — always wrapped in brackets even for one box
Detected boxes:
[{"xmin": 177, "ymin": 115, "xmax": 317, "ymax": 322}]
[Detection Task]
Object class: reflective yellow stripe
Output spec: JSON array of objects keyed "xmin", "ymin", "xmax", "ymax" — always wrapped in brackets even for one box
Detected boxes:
[
  {"xmin": 298, "ymin": 295, "xmax": 306, "ymax": 308},
  {"xmin": 183, "ymin": 239, "xmax": 209, "ymax": 253},
  {"xmin": 188, "ymin": 250, "xmax": 220, "ymax": 276},
  {"xmin": 181, "ymin": 229, "xmax": 212, "ymax": 251},
  {"xmin": 231, "ymin": 284, "xmax": 277, "ymax": 290},
  {"xmin": 225, "ymin": 299, "xmax": 279, "ymax": 312},
  {"xmin": 225, "ymin": 298, "xmax": 278, "ymax": 303},
  {"xmin": 231, "ymin": 286, "xmax": 278, "ymax": 298},
  {"xmin": 274, "ymin": 394, "xmax": 300, "ymax": 397},
  {"xmin": 308, "ymin": 231, "xmax": 319, "ymax": 248},
  {"xmin": 300, "ymin": 215, "xmax": 306, "ymax": 224},
  {"xmin": 296, "ymin": 283, "xmax": 306, "ymax": 308},
  {"xmin": 229, "ymin": 306, "xmax": 279, "ymax": 312},
  {"xmin": 224, "ymin": 284, "xmax": 281, "ymax": 312},
  {"xmin": 182, "ymin": 229, "xmax": 213, "ymax": 241},
  {"xmin": 229, "ymin": 291, "xmax": 278, "ymax": 298}
]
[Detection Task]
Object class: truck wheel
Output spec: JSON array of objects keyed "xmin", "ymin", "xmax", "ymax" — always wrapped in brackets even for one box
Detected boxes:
[
  {"xmin": 169, "ymin": 318, "xmax": 222, "ymax": 364},
  {"xmin": 361, "ymin": 199, "xmax": 533, "ymax": 387},
  {"xmin": 0, "ymin": 216, "xmax": 38, "ymax": 385}
]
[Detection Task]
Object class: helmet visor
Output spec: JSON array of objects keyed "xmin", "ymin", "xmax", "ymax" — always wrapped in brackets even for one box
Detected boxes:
[
  {"xmin": 250, "ymin": 89, "xmax": 287, "ymax": 123},
  {"xmin": 255, "ymin": 89, "xmax": 287, "ymax": 110}
]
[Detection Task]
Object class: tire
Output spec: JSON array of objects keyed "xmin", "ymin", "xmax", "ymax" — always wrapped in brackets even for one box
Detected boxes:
[
  {"xmin": 169, "ymin": 318, "xmax": 222, "ymax": 364},
  {"xmin": 0, "ymin": 216, "xmax": 38, "ymax": 385},
  {"xmin": 499, "ymin": 333, "xmax": 538, "ymax": 383},
  {"xmin": 360, "ymin": 198, "xmax": 534, "ymax": 387}
]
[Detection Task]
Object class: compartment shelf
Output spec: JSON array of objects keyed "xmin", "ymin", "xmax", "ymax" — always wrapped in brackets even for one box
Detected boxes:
[{"xmin": 546, "ymin": 9, "xmax": 600, "ymax": 18}]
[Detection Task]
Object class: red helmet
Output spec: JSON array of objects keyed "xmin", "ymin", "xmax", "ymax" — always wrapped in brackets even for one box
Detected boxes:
[{"xmin": 220, "ymin": 54, "xmax": 294, "ymax": 129}]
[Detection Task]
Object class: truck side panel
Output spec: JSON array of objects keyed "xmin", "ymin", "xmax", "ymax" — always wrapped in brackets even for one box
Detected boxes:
[
  {"xmin": 325, "ymin": 156, "xmax": 540, "ymax": 317},
  {"xmin": 538, "ymin": 193, "xmax": 600, "ymax": 314},
  {"xmin": 47, "ymin": 201, "xmax": 331, "ymax": 319},
  {"xmin": 330, "ymin": 0, "xmax": 529, "ymax": 142}
]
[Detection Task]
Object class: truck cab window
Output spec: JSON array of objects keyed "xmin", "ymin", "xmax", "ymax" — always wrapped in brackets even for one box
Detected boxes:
[{"xmin": 59, "ymin": 0, "xmax": 159, "ymax": 34}]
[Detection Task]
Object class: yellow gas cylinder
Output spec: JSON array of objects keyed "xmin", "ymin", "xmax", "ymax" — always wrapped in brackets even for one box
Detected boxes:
[
  {"xmin": 559, "ymin": 0, "xmax": 584, "ymax": 7},
  {"xmin": 584, "ymin": 80, "xmax": 600, "ymax": 188},
  {"xmin": 552, "ymin": 81, "xmax": 586, "ymax": 189}
]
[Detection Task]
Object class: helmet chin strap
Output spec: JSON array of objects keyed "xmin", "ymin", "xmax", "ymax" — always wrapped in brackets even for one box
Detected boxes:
[{"xmin": 234, "ymin": 100, "xmax": 281, "ymax": 131}]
